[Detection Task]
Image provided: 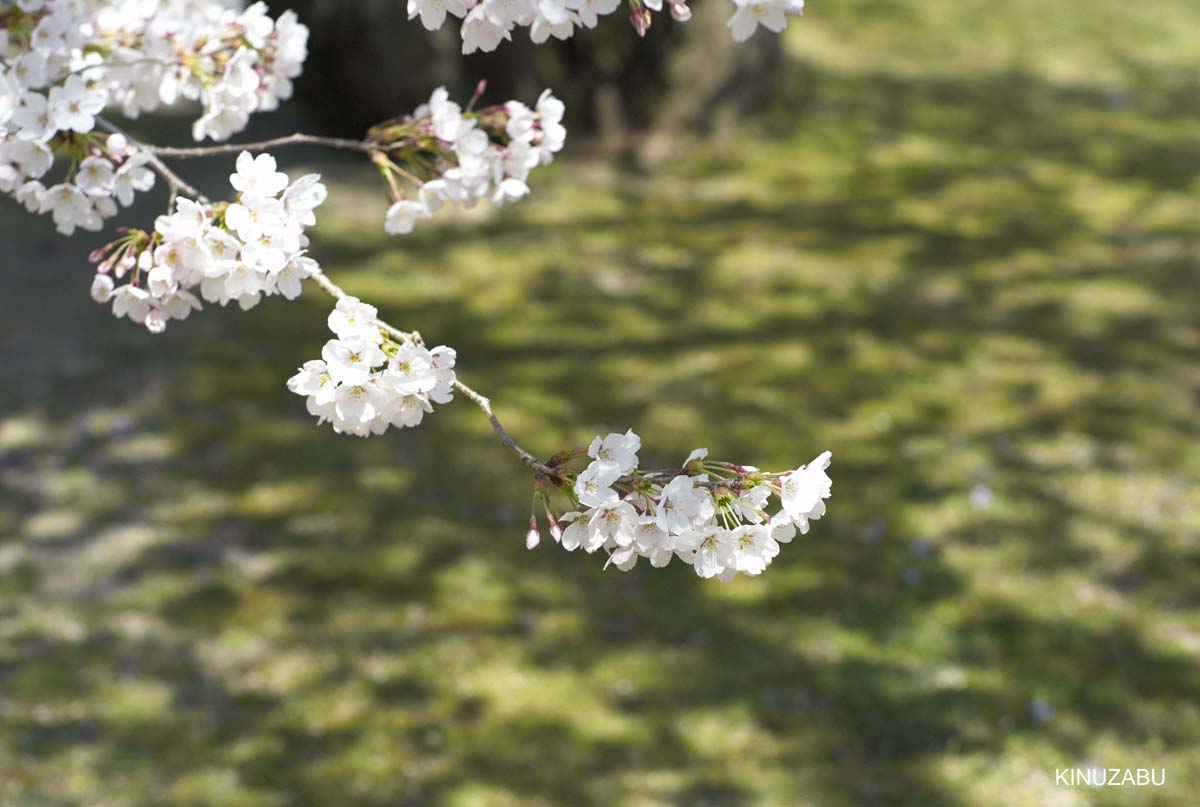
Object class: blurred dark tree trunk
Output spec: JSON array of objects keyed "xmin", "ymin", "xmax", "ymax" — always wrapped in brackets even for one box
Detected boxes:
[{"xmin": 270, "ymin": 0, "xmax": 782, "ymax": 144}]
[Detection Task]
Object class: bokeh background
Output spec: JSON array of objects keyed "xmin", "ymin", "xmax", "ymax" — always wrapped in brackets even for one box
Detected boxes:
[{"xmin": 2, "ymin": 1, "xmax": 1199, "ymax": 805}]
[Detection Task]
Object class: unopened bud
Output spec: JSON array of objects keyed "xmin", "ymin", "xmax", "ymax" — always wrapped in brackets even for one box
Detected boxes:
[
  {"xmin": 525, "ymin": 515, "xmax": 541, "ymax": 550},
  {"xmin": 548, "ymin": 518, "xmax": 563, "ymax": 544},
  {"xmin": 629, "ymin": 4, "xmax": 652, "ymax": 36},
  {"xmin": 115, "ymin": 253, "xmax": 137, "ymax": 278},
  {"xmin": 668, "ymin": 0, "xmax": 691, "ymax": 22},
  {"xmin": 107, "ymin": 133, "xmax": 129, "ymax": 156}
]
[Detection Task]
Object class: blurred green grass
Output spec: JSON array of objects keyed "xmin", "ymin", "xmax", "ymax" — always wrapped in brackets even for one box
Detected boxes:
[{"xmin": 2, "ymin": 1, "xmax": 1200, "ymax": 805}]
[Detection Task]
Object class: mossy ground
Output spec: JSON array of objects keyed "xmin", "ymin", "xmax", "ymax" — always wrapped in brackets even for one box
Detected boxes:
[{"xmin": 1, "ymin": 2, "xmax": 1199, "ymax": 805}]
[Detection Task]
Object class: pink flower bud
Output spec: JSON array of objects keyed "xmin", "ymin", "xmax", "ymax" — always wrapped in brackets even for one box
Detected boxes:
[
  {"xmin": 629, "ymin": 4, "xmax": 652, "ymax": 36},
  {"xmin": 548, "ymin": 518, "xmax": 563, "ymax": 544},
  {"xmin": 115, "ymin": 253, "xmax": 137, "ymax": 278},
  {"xmin": 525, "ymin": 516, "xmax": 541, "ymax": 550},
  {"xmin": 669, "ymin": 0, "xmax": 691, "ymax": 22}
]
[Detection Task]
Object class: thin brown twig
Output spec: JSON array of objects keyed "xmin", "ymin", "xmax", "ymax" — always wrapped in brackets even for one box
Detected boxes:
[
  {"xmin": 145, "ymin": 133, "xmax": 377, "ymax": 159},
  {"xmin": 451, "ymin": 381, "xmax": 562, "ymax": 478},
  {"xmin": 307, "ymin": 268, "xmax": 417, "ymax": 344},
  {"xmin": 64, "ymin": 57, "xmax": 176, "ymax": 79},
  {"xmin": 97, "ymin": 117, "xmax": 210, "ymax": 204}
]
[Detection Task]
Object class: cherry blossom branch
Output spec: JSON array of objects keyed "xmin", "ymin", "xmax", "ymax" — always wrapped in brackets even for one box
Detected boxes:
[
  {"xmin": 144, "ymin": 133, "xmax": 378, "ymax": 159},
  {"xmin": 64, "ymin": 57, "xmax": 178, "ymax": 79},
  {"xmin": 96, "ymin": 117, "xmax": 209, "ymax": 203},
  {"xmin": 93, "ymin": 107, "xmax": 567, "ymax": 481},
  {"xmin": 306, "ymin": 267, "xmax": 417, "ymax": 344},
  {"xmin": 307, "ymin": 265, "xmax": 561, "ymax": 478},
  {"xmin": 450, "ymin": 380, "xmax": 562, "ymax": 478},
  {"xmin": 1, "ymin": 0, "xmax": 833, "ymax": 583}
]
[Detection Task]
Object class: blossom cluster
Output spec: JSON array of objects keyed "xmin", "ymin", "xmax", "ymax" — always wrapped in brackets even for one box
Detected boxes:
[
  {"xmin": 1, "ymin": 1, "xmax": 307, "ymax": 136},
  {"xmin": 3, "ymin": 130, "xmax": 156, "ymax": 235},
  {"xmin": 89, "ymin": 151, "xmax": 326, "ymax": 332},
  {"xmin": 288, "ymin": 297, "xmax": 458, "ymax": 437},
  {"xmin": 377, "ymin": 86, "xmax": 565, "ymax": 237},
  {"xmin": 405, "ymin": 0, "xmax": 804, "ymax": 53},
  {"xmin": 526, "ymin": 430, "xmax": 832, "ymax": 581},
  {"xmin": 0, "ymin": 1, "xmax": 307, "ymax": 232}
]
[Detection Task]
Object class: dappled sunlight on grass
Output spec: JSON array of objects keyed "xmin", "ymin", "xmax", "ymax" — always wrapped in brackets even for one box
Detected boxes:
[{"xmin": 3, "ymin": 0, "xmax": 1200, "ymax": 804}]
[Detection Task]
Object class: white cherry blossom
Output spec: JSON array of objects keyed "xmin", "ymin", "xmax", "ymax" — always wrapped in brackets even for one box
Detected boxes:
[
  {"xmin": 328, "ymin": 296, "xmax": 384, "ymax": 343},
  {"xmin": 781, "ymin": 451, "xmax": 833, "ymax": 532},
  {"xmin": 574, "ymin": 459, "xmax": 621, "ymax": 507},
  {"xmin": 655, "ymin": 474, "xmax": 707, "ymax": 535},
  {"xmin": 727, "ymin": 0, "xmax": 802, "ymax": 42},
  {"xmin": 48, "ymin": 75, "xmax": 103, "ymax": 133},
  {"xmin": 588, "ymin": 429, "xmax": 641, "ymax": 474},
  {"xmin": 323, "ymin": 338, "xmax": 387, "ymax": 386},
  {"xmin": 230, "ymin": 151, "xmax": 290, "ymax": 198},
  {"xmin": 587, "ymin": 500, "xmax": 637, "ymax": 552}
]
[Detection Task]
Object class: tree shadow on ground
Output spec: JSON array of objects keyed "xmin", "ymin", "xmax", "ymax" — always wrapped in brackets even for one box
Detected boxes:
[{"xmin": 2, "ymin": 11, "xmax": 1200, "ymax": 807}]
